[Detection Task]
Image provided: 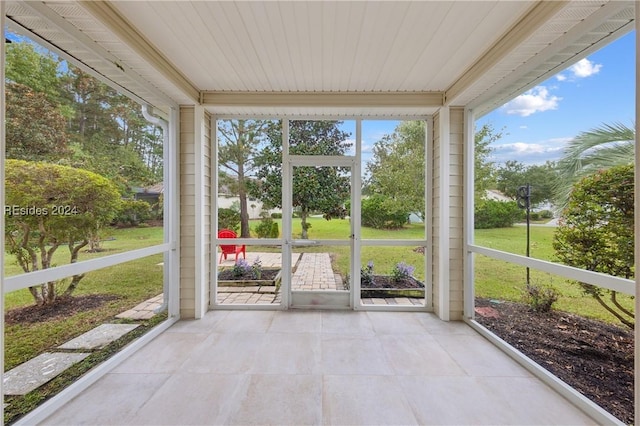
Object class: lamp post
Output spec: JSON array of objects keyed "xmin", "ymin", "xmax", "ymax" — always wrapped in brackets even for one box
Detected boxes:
[{"xmin": 517, "ymin": 184, "xmax": 531, "ymax": 287}]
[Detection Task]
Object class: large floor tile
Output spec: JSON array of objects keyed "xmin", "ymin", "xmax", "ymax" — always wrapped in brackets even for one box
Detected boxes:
[
  {"xmin": 112, "ymin": 332, "xmax": 209, "ymax": 374},
  {"xmin": 482, "ymin": 376, "xmax": 595, "ymax": 425},
  {"xmin": 434, "ymin": 333, "xmax": 533, "ymax": 377},
  {"xmin": 211, "ymin": 310, "xmax": 275, "ymax": 333},
  {"xmin": 167, "ymin": 310, "xmax": 231, "ymax": 334},
  {"xmin": 251, "ymin": 332, "xmax": 321, "ymax": 374},
  {"xmin": 417, "ymin": 314, "xmax": 478, "ymax": 335},
  {"xmin": 183, "ymin": 332, "xmax": 267, "ymax": 374},
  {"xmin": 321, "ymin": 334, "xmax": 393, "ymax": 375},
  {"xmin": 129, "ymin": 373, "xmax": 250, "ymax": 425},
  {"xmin": 379, "ymin": 334, "xmax": 466, "ymax": 376},
  {"xmin": 269, "ymin": 310, "xmax": 322, "ymax": 333},
  {"xmin": 323, "ymin": 375, "xmax": 418, "ymax": 425},
  {"xmin": 366, "ymin": 311, "xmax": 429, "ymax": 334},
  {"xmin": 321, "ymin": 311, "xmax": 375, "ymax": 336},
  {"xmin": 43, "ymin": 373, "xmax": 170, "ymax": 425},
  {"xmin": 224, "ymin": 374, "xmax": 322, "ymax": 425}
]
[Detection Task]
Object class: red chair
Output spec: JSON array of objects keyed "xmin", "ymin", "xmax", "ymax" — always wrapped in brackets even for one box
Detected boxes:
[{"xmin": 218, "ymin": 229, "xmax": 246, "ymax": 263}]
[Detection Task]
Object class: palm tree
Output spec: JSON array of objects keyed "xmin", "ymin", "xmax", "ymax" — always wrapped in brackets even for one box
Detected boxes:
[{"xmin": 554, "ymin": 122, "xmax": 635, "ymax": 210}]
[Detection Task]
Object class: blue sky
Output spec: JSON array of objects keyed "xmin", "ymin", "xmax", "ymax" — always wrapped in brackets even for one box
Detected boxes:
[
  {"xmin": 477, "ymin": 30, "xmax": 635, "ymax": 166},
  {"xmin": 345, "ymin": 30, "xmax": 635, "ymax": 168}
]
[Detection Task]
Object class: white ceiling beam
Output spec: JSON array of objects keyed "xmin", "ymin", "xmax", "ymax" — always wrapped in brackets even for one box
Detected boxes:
[
  {"xmin": 79, "ymin": 0, "xmax": 200, "ymax": 102},
  {"xmin": 201, "ymin": 91, "xmax": 444, "ymax": 108},
  {"xmin": 445, "ymin": 1, "xmax": 569, "ymax": 104}
]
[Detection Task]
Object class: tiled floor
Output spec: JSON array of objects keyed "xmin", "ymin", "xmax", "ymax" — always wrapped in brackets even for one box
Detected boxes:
[{"xmin": 41, "ymin": 310, "xmax": 596, "ymax": 425}]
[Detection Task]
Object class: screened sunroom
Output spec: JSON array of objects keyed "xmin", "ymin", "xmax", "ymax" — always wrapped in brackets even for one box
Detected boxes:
[{"xmin": 1, "ymin": 1, "xmax": 638, "ymax": 424}]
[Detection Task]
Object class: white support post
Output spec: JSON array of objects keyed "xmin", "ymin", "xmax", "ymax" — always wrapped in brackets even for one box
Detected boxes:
[
  {"xmin": 634, "ymin": 3, "xmax": 639, "ymax": 422},
  {"xmin": 352, "ymin": 119, "xmax": 362, "ymax": 309},
  {"xmin": 281, "ymin": 119, "xmax": 291, "ymax": 308},
  {"xmin": 425, "ymin": 116, "xmax": 434, "ymax": 309},
  {"xmin": 194, "ymin": 106, "xmax": 206, "ymax": 318},
  {"xmin": 438, "ymin": 107, "xmax": 451, "ymax": 321},
  {"xmin": 168, "ymin": 106, "xmax": 180, "ymax": 318},
  {"xmin": 210, "ymin": 115, "xmax": 219, "ymax": 308},
  {"xmin": 463, "ymin": 108, "xmax": 475, "ymax": 319}
]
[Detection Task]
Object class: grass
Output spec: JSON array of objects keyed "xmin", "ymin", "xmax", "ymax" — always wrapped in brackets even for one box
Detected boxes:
[{"xmin": 254, "ymin": 217, "xmax": 634, "ymax": 325}]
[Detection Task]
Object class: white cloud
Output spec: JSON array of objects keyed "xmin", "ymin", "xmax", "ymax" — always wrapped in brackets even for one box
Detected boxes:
[
  {"xmin": 491, "ymin": 137, "xmax": 571, "ymax": 165},
  {"xmin": 501, "ymin": 86, "xmax": 562, "ymax": 117},
  {"xmin": 555, "ymin": 73, "xmax": 567, "ymax": 82},
  {"xmin": 568, "ymin": 58, "xmax": 602, "ymax": 78}
]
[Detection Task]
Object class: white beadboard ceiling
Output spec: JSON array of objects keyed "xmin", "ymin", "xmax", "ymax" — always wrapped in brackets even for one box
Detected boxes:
[{"xmin": 5, "ymin": 1, "xmax": 635, "ymax": 118}]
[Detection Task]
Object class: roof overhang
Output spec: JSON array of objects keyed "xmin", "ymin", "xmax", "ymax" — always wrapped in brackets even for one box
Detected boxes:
[{"xmin": 4, "ymin": 1, "xmax": 635, "ymax": 119}]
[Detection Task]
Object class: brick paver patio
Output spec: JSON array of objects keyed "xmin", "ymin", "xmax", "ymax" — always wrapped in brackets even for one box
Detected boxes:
[{"xmin": 215, "ymin": 251, "xmax": 425, "ymax": 306}]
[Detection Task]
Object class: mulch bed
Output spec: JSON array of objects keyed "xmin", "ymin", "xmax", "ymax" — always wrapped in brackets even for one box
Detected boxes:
[
  {"xmin": 360, "ymin": 275, "xmax": 424, "ymax": 289},
  {"xmin": 217, "ymin": 269, "xmax": 280, "ymax": 281},
  {"xmin": 474, "ymin": 297, "xmax": 634, "ymax": 424},
  {"xmin": 5, "ymin": 294, "xmax": 121, "ymax": 325}
]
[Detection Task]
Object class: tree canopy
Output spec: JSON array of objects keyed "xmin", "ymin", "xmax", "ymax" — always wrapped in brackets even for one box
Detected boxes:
[
  {"xmin": 5, "ymin": 160, "xmax": 122, "ymax": 305},
  {"xmin": 495, "ymin": 160, "xmax": 557, "ymax": 206},
  {"xmin": 5, "ymin": 36, "xmax": 164, "ymax": 193},
  {"xmin": 218, "ymin": 119, "xmax": 270, "ymax": 237},
  {"xmin": 365, "ymin": 121, "xmax": 425, "ymax": 219},
  {"xmin": 6, "ymin": 82, "xmax": 70, "ymax": 161},
  {"xmin": 553, "ymin": 164, "xmax": 634, "ymax": 328},
  {"xmin": 251, "ymin": 121, "xmax": 352, "ymax": 239},
  {"xmin": 554, "ymin": 122, "xmax": 634, "ymax": 209}
]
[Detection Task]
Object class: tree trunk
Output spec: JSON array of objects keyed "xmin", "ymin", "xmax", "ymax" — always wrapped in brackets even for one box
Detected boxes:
[
  {"xmin": 592, "ymin": 291, "xmax": 634, "ymax": 329},
  {"xmin": 63, "ymin": 239, "xmax": 89, "ymax": 296},
  {"xmin": 300, "ymin": 210, "xmax": 309, "ymax": 239},
  {"xmin": 239, "ymin": 190, "xmax": 250, "ymax": 238}
]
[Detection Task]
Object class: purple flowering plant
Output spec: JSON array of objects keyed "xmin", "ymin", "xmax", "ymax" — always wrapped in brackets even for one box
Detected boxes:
[
  {"xmin": 232, "ymin": 257, "xmax": 263, "ymax": 279},
  {"xmin": 391, "ymin": 261, "xmax": 415, "ymax": 282}
]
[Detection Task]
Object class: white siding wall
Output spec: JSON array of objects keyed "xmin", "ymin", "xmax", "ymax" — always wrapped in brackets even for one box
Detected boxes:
[
  {"xmin": 179, "ymin": 106, "xmax": 212, "ymax": 318},
  {"xmin": 431, "ymin": 113, "xmax": 442, "ymax": 317},
  {"xmin": 431, "ymin": 107, "xmax": 465, "ymax": 320},
  {"xmin": 180, "ymin": 106, "xmax": 196, "ymax": 318},
  {"xmin": 449, "ymin": 107, "xmax": 465, "ymax": 320}
]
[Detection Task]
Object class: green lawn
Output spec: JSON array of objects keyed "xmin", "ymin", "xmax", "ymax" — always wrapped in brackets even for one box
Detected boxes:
[
  {"xmin": 5, "ymin": 226, "xmax": 165, "ymax": 371},
  {"xmin": 260, "ymin": 217, "xmax": 634, "ymax": 324},
  {"xmin": 5, "ymin": 219, "xmax": 633, "ymax": 372}
]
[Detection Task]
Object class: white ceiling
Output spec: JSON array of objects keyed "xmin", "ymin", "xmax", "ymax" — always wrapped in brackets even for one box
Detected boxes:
[{"xmin": 5, "ymin": 1, "xmax": 635, "ymax": 118}]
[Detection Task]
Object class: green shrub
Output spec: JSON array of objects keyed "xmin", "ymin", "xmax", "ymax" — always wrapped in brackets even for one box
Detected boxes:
[
  {"xmin": 218, "ymin": 208, "xmax": 240, "ymax": 233},
  {"xmin": 254, "ymin": 214, "xmax": 274, "ymax": 238},
  {"xmin": 553, "ymin": 164, "xmax": 634, "ymax": 329},
  {"xmin": 529, "ymin": 212, "xmax": 540, "ymax": 221},
  {"xmin": 270, "ymin": 212, "xmax": 282, "ymax": 219},
  {"xmin": 115, "ymin": 199, "xmax": 152, "ymax": 227},
  {"xmin": 361, "ymin": 195, "xmax": 409, "ymax": 229},
  {"xmin": 539, "ymin": 209, "xmax": 554, "ymax": 219},
  {"xmin": 269, "ymin": 222, "xmax": 279, "ymax": 238},
  {"xmin": 523, "ymin": 283, "xmax": 559, "ymax": 313},
  {"xmin": 474, "ymin": 199, "xmax": 522, "ymax": 229}
]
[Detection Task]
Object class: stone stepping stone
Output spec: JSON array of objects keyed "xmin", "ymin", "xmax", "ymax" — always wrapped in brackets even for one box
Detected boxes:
[
  {"xmin": 3, "ymin": 352, "xmax": 90, "ymax": 395},
  {"xmin": 57, "ymin": 324, "xmax": 139, "ymax": 351}
]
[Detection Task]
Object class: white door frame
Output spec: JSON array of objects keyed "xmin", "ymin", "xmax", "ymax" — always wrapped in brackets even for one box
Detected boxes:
[{"xmin": 283, "ymin": 154, "xmax": 358, "ymax": 309}]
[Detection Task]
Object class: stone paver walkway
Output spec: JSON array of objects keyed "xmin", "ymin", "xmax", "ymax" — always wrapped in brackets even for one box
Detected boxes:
[
  {"xmin": 3, "ymin": 324, "xmax": 142, "ymax": 396},
  {"xmin": 291, "ymin": 253, "xmax": 343, "ymax": 290},
  {"xmin": 116, "ymin": 294, "xmax": 163, "ymax": 319},
  {"xmin": 3, "ymin": 352, "xmax": 91, "ymax": 395}
]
